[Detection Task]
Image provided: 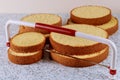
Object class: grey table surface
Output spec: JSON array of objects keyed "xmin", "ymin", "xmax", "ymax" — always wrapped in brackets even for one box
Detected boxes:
[{"xmin": 0, "ymin": 13, "xmax": 120, "ymax": 80}]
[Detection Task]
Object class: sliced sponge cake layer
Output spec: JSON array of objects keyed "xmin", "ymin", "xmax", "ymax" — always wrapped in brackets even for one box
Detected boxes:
[
  {"xmin": 8, "ymin": 48, "xmax": 42, "ymax": 65},
  {"xmin": 10, "ymin": 32, "xmax": 45, "ymax": 53},
  {"xmin": 19, "ymin": 13, "xmax": 62, "ymax": 34},
  {"xmin": 50, "ymin": 24, "xmax": 108, "ymax": 55},
  {"xmin": 97, "ymin": 17, "xmax": 118, "ymax": 35},
  {"xmin": 70, "ymin": 5, "xmax": 111, "ymax": 25},
  {"xmin": 51, "ymin": 47, "xmax": 108, "ymax": 67},
  {"xmin": 67, "ymin": 17, "xmax": 118, "ymax": 35}
]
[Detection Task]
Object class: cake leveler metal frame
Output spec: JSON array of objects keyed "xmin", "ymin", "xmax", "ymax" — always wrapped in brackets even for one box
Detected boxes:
[{"xmin": 5, "ymin": 20, "xmax": 117, "ymax": 79}]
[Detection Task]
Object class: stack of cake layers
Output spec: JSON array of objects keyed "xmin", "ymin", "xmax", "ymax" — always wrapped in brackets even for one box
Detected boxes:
[{"xmin": 67, "ymin": 5, "xmax": 118, "ymax": 36}]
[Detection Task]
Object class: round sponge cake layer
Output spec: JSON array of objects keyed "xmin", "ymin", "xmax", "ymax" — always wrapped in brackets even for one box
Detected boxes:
[
  {"xmin": 70, "ymin": 5, "xmax": 111, "ymax": 25},
  {"xmin": 51, "ymin": 47, "xmax": 108, "ymax": 67},
  {"xmin": 97, "ymin": 17, "xmax": 118, "ymax": 35},
  {"xmin": 8, "ymin": 48, "xmax": 42, "ymax": 65},
  {"xmin": 19, "ymin": 13, "xmax": 62, "ymax": 34},
  {"xmin": 67, "ymin": 17, "xmax": 118, "ymax": 35},
  {"xmin": 50, "ymin": 24, "xmax": 108, "ymax": 55},
  {"xmin": 22, "ymin": 14, "xmax": 61, "ymax": 24},
  {"xmin": 10, "ymin": 32, "xmax": 45, "ymax": 53}
]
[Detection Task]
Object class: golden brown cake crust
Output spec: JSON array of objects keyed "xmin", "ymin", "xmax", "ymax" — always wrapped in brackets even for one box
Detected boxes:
[
  {"xmin": 50, "ymin": 34, "xmax": 108, "ymax": 55},
  {"xmin": 19, "ymin": 13, "xmax": 62, "ymax": 34},
  {"xmin": 67, "ymin": 19, "xmax": 76, "ymax": 24},
  {"xmin": 10, "ymin": 32, "xmax": 46, "ymax": 53},
  {"xmin": 70, "ymin": 6, "xmax": 112, "ymax": 25},
  {"xmin": 50, "ymin": 47, "xmax": 108, "ymax": 67},
  {"xmin": 8, "ymin": 49, "xmax": 42, "ymax": 65},
  {"xmin": 105, "ymin": 17, "xmax": 118, "ymax": 35}
]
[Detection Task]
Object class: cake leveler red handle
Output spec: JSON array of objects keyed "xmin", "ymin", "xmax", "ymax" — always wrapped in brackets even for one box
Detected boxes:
[{"xmin": 5, "ymin": 20, "xmax": 117, "ymax": 79}]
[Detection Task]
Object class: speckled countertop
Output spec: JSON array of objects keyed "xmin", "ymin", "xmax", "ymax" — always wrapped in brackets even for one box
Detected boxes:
[{"xmin": 0, "ymin": 13, "xmax": 120, "ymax": 80}]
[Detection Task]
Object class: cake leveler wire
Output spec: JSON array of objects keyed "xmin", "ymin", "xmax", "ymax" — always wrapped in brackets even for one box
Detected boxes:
[
  {"xmin": 45, "ymin": 49, "xmax": 109, "ymax": 68},
  {"xmin": 5, "ymin": 20, "xmax": 117, "ymax": 79}
]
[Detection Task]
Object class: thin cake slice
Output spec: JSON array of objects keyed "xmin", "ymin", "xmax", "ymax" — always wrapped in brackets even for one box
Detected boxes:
[
  {"xmin": 70, "ymin": 5, "xmax": 111, "ymax": 25},
  {"xmin": 50, "ymin": 24, "xmax": 108, "ymax": 55},
  {"xmin": 19, "ymin": 13, "xmax": 62, "ymax": 34},
  {"xmin": 10, "ymin": 32, "xmax": 45, "ymax": 52},
  {"xmin": 8, "ymin": 48, "xmax": 42, "ymax": 65},
  {"xmin": 51, "ymin": 47, "xmax": 108, "ymax": 67},
  {"xmin": 97, "ymin": 17, "xmax": 118, "ymax": 35}
]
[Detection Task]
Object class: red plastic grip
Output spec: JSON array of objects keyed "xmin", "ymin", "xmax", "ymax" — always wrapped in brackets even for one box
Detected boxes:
[
  {"xmin": 110, "ymin": 69, "xmax": 116, "ymax": 75},
  {"xmin": 6, "ymin": 42, "xmax": 10, "ymax": 47},
  {"xmin": 35, "ymin": 23, "xmax": 76, "ymax": 36}
]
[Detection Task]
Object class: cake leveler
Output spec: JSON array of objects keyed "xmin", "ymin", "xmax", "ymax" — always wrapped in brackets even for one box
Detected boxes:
[{"xmin": 5, "ymin": 20, "xmax": 117, "ymax": 79}]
